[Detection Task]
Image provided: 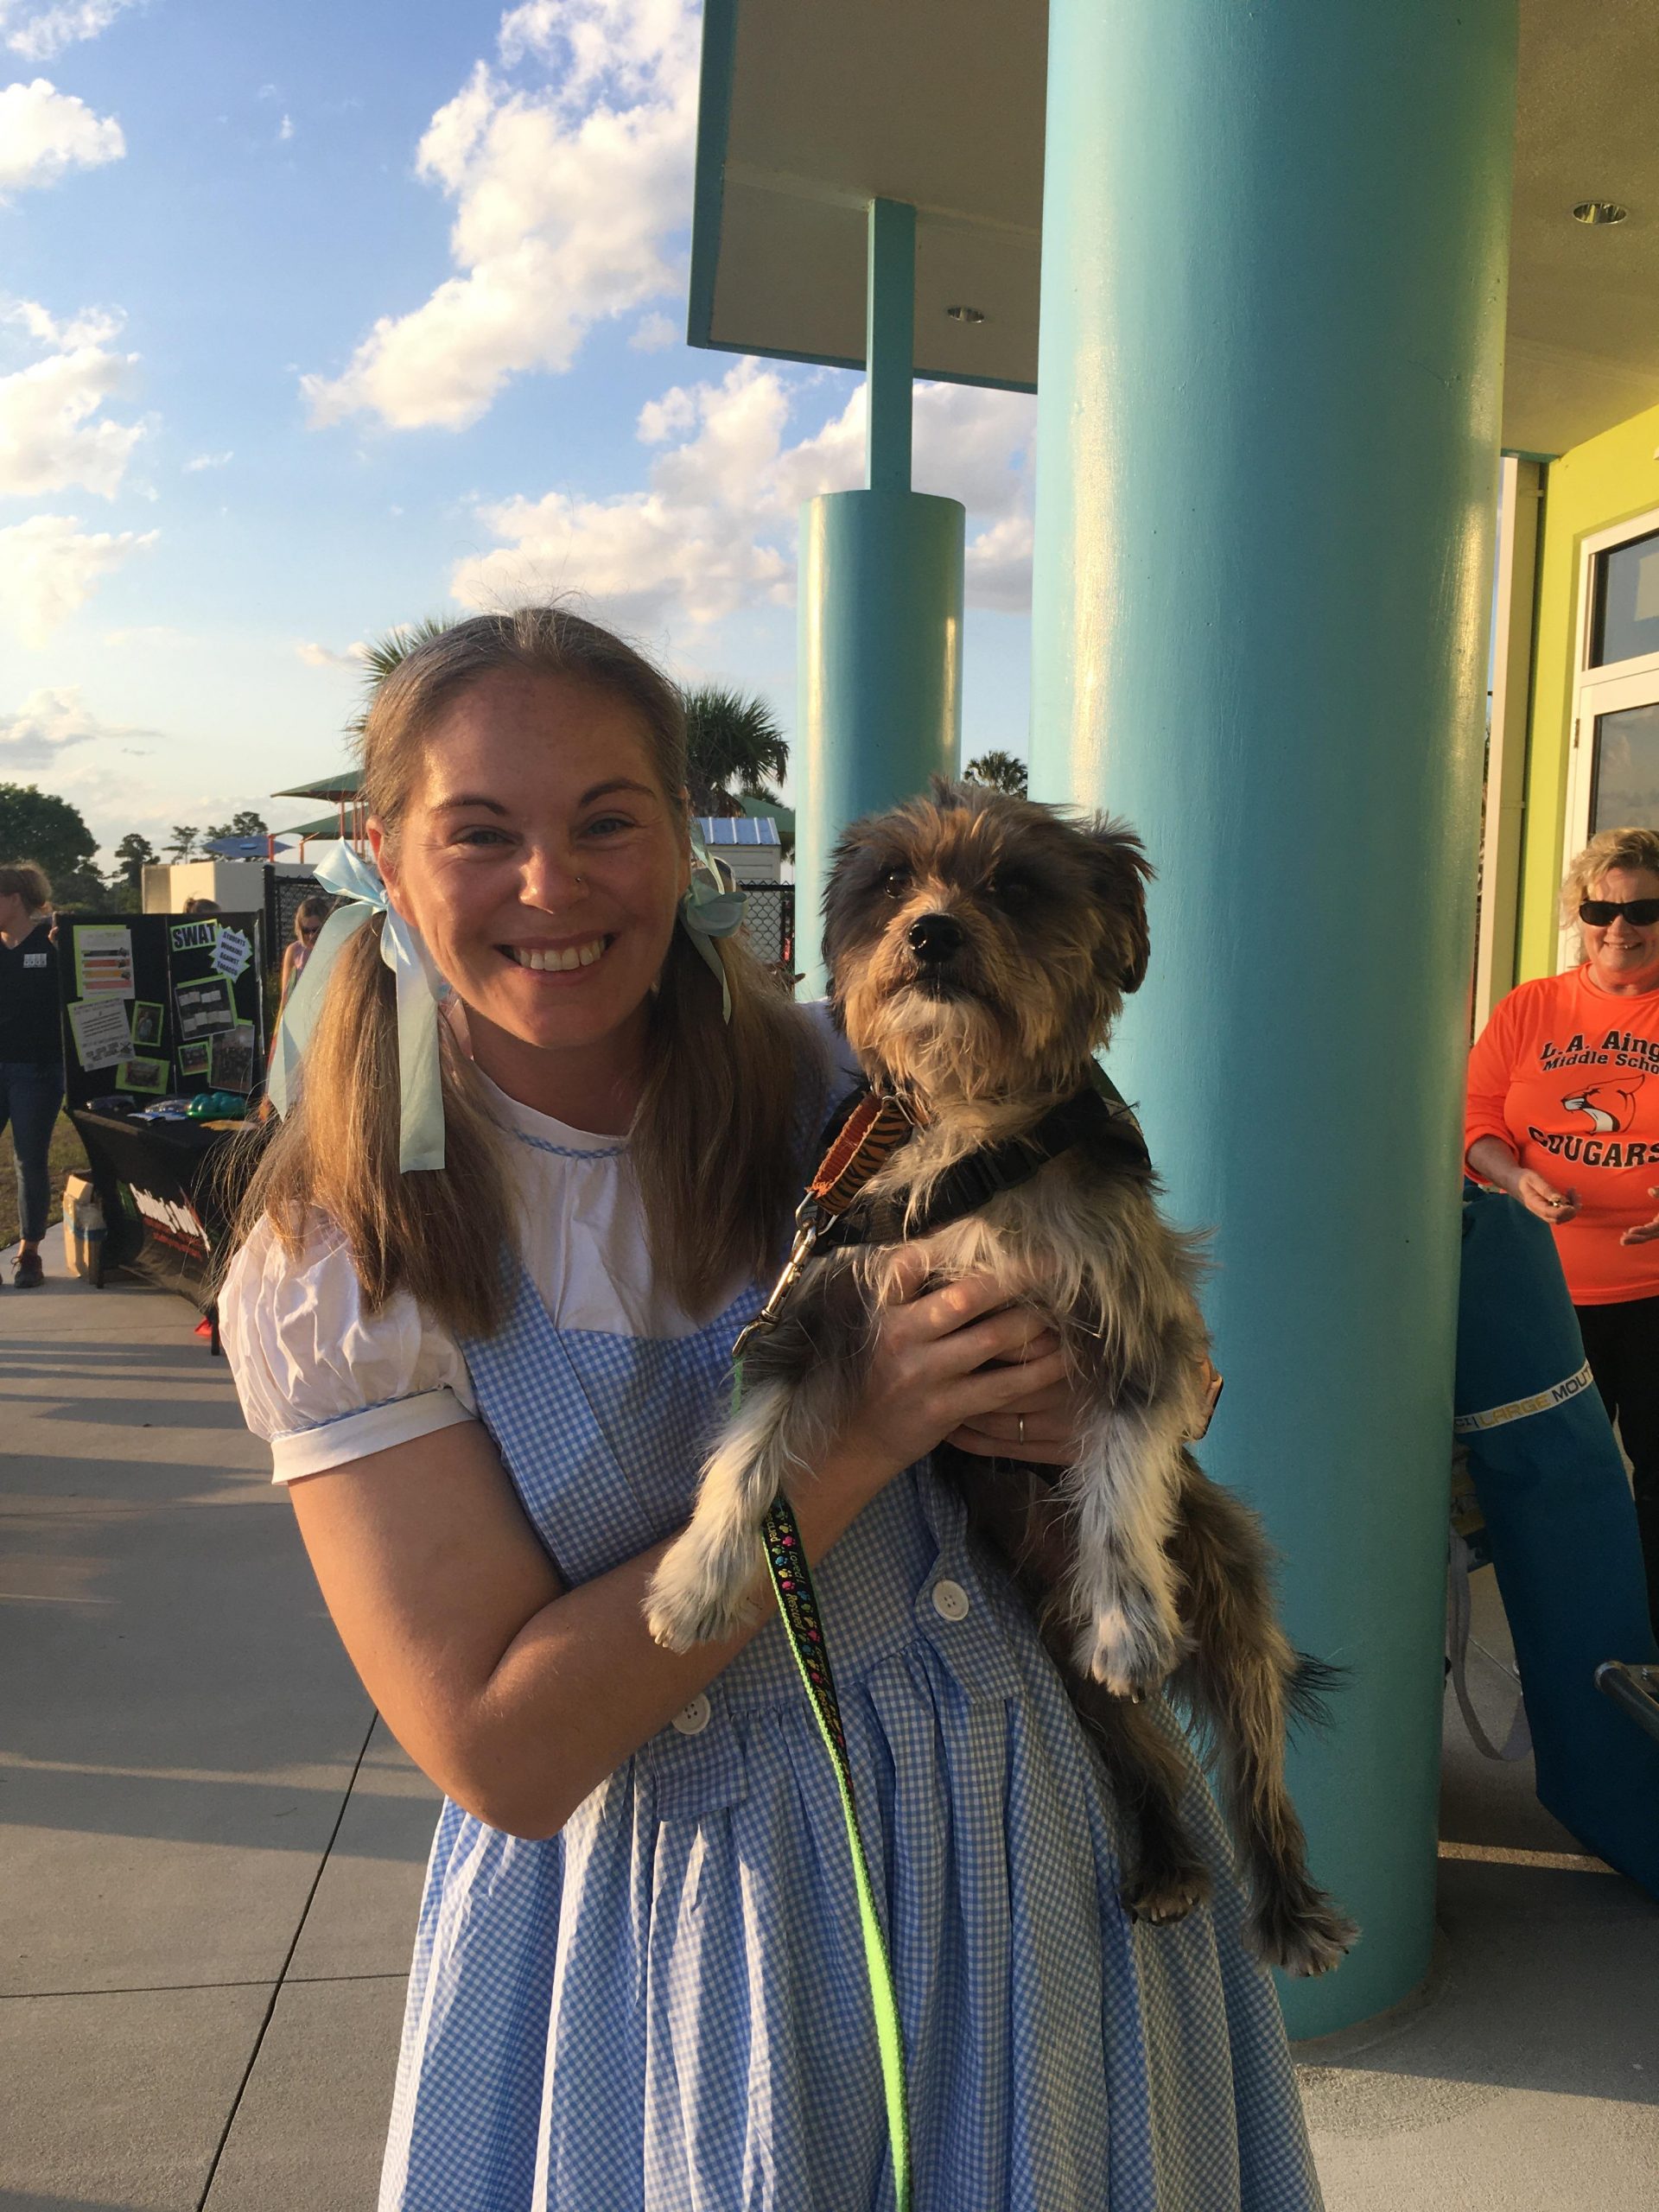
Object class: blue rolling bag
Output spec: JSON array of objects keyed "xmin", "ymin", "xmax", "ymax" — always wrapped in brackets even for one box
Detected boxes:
[{"xmin": 1454, "ymin": 1183, "xmax": 1659, "ymax": 1896}]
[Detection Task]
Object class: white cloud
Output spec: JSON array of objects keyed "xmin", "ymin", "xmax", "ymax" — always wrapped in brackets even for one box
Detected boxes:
[
  {"xmin": 302, "ymin": 0, "xmax": 697, "ymax": 430},
  {"xmin": 0, "ymin": 299, "xmax": 143, "ymax": 497},
  {"xmin": 451, "ymin": 359, "xmax": 1038, "ymax": 632},
  {"xmin": 0, "ymin": 511, "xmax": 156, "ymax": 643},
  {"xmin": 628, "ymin": 308, "xmax": 677, "ymax": 353},
  {"xmin": 0, "ymin": 74, "xmax": 123, "ymax": 193},
  {"xmin": 182, "ymin": 448, "xmax": 232, "ymax": 472},
  {"xmin": 1, "ymin": 0, "xmax": 137, "ymax": 60},
  {"xmin": 104, "ymin": 623, "xmax": 188, "ymax": 647},
  {"xmin": 277, "ymin": 111, "xmax": 293, "ymax": 143},
  {"xmin": 0, "ymin": 681, "xmax": 154, "ymax": 770},
  {"xmin": 294, "ymin": 639, "xmax": 369, "ymax": 668}
]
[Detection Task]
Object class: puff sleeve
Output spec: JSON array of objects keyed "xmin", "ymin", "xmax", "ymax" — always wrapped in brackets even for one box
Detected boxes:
[{"xmin": 219, "ymin": 1212, "xmax": 478, "ymax": 1482}]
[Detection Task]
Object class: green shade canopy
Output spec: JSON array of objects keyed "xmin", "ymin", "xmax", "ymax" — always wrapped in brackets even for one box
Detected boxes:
[{"xmin": 270, "ymin": 770, "xmax": 362, "ymax": 803}]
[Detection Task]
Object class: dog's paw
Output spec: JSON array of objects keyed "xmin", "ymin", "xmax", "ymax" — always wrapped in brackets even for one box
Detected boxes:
[
  {"xmin": 1246, "ymin": 1885, "xmax": 1359, "ymax": 1978},
  {"xmin": 645, "ymin": 1536, "xmax": 760, "ymax": 1652},
  {"xmin": 1084, "ymin": 1605, "xmax": 1180, "ymax": 1700},
  {"xmin": 1123, "ymin": 1857, "xmax": 1213, "ymax": 1928}
]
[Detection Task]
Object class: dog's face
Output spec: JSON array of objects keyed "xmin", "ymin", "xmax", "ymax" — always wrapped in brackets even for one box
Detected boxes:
[{"xmin": 823, "ymin": 779, "xmax": 1151, "ymax": 1103}]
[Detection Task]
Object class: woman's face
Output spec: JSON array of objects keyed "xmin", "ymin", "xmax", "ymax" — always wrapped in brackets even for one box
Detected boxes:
[
  {"xmin": 1581, "ymin": 864, "xmax": 1659, "ymax": 991},
  {"xmin": 372, "ymin": 667, "xmax": 690, "ymax": 1079},
  {"xmin": 0, "ymin": 891, "xmax": 29, "ymax": 938}
]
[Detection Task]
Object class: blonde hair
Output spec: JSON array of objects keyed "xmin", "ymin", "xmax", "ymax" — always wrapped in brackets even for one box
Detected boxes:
[
  {"xmin": 1560, "ymin": 825, "xmax": 1659, "ymax": 937},
  {"xmin": 234, "ymin": 608, "xmax": 814, "ymax": 1337},
  {"xmin": 0, "ymin": 861, "xmax": 52, "ymax": 910}
]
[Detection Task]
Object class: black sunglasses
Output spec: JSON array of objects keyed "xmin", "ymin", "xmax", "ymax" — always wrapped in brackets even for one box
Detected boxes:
[{"xmin": 1580, "ymin": 897, "xmax": 1659, "ymax": 927}]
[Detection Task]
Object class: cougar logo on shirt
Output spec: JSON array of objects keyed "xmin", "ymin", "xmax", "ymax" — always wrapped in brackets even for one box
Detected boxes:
[{"xmin": 1560, "ymin": 1075, "xmax": 1646, "ymax": 1134}]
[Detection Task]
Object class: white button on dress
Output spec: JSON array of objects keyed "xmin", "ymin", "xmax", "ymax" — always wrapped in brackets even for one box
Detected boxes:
[
  {"xmin": 931, "ymin": 1579, "xmax": 970, "ymax": 1622},
  {"xmin": 671, "ymin": 1694, "xmax": 712, "ymax": 1736}
]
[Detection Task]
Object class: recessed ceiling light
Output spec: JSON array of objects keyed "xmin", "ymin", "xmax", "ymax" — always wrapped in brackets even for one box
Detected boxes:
[
  {"xmin": 945, "ymin": 304, "xmax": 986, "ymax": 323},
  {"xmin": 1573, "ymin": 200, "xmax": 1628, "ymax": 226}
]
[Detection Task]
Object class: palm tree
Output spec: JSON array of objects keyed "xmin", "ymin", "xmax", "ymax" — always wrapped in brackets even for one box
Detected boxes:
[
  {"xmin": 962, "ymin": 749, "xmax": 1028, "ymax": 797},
  {"xmin": 678, "ymin": 684, "xmax": 789, "ymax": 817},
  {"xmin": 348, "ymin": 617, "xmax": 456, "ymax": 735}
]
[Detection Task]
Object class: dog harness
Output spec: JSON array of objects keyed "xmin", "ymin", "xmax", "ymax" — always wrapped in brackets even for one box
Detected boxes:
[{"xmin": 735, "ymin": 1072, "xmax": 1153, "ymax": 2212}]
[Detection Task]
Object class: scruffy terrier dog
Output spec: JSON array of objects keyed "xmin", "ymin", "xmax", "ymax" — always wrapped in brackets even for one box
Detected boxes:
[{"xmin": 647, "ymin": 781, "xmax": 1355, "ymax": 1974}]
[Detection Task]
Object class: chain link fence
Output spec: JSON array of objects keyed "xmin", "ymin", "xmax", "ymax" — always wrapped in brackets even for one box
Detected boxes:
[{"xmin": 740, "ymin": 883, "xmax": 795, "ymax": 976}]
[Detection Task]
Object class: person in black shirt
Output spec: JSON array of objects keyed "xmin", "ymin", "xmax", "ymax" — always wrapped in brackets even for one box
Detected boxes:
[{"xmin": 0, "ymin": 862, "xmax": 66, "ymax": 1287}]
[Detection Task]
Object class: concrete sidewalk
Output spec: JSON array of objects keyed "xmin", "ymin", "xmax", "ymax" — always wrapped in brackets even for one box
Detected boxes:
[
  {"xmin": 1, "ymin": 1261, "xmax": 439, "ymax": 2212},
  {"xmin": 3, "ymin": 1258, "xmax": 1656, "ymax": 2209}
]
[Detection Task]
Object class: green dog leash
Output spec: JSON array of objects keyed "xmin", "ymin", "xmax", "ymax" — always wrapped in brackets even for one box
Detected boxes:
[
  {"xmin": 758, "ymin": 1470, "xmax": 912, "ymax": 2212},
  {"xmin": 727, "ymin": 1091, "xmax": 921, "ymax": 2208}
]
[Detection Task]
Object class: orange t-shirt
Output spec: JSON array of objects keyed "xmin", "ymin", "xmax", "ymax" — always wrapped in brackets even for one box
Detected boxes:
[{"xmin": 1465, "ymin": 965, "xmax": 1659, "ymax": 1305}]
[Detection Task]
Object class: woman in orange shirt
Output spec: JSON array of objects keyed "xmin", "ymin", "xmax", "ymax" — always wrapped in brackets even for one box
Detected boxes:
[{"xmin": 1465, "ymin": 824, "xmax": 1659, "ymax": 1635}]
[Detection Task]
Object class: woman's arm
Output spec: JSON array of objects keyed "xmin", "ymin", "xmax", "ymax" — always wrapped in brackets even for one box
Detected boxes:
[
  {"xmin": 1465, "ymin": 1134, "xmax": 1580, "ymax": 1224},
  {"xmin": 289, "ymin": 1264, "xmax": 1068, "ymax": 1840}
]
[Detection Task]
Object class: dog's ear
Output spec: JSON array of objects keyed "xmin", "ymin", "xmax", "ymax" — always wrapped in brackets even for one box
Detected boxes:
[
  {"xmin": 820, "ymin": 813, "xmax": 880, "ymax": 991},
  {"xmin": 1082, "ymin": 815, "xmax": 1153, "ymax": 994}
]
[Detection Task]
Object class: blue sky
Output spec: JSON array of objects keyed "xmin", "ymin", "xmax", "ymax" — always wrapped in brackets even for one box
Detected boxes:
[{"xmin": 0, "ymin": 0, "xmax": 1035, "ymax": 866}]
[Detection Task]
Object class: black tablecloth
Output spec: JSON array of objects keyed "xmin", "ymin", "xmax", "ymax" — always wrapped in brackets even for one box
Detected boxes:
[{"xmin": 71, "ymin": 1110, "xmax": 261, "ymax": 1311}]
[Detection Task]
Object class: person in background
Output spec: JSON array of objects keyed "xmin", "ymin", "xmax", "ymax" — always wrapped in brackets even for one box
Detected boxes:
[
  {"xmin": 1465, "ymin": 823, "xmax": 1659, "ymax": 1636},
  {"xmin": 181, "ymin": 896, "xmax": 221, "ymax": 916},
  {"xmin": 277, "ymin": 895, "xmax": 330, "ymax": 1014},
  {"xmin": 0, "ymin": 862, "xmax": 67, "ymax": 1289}
]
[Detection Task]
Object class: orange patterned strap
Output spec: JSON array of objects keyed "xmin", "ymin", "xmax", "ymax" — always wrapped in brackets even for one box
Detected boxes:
[{"xmin": 807, "ymin": 1091, "xmax": 918, "ymax": 1217}]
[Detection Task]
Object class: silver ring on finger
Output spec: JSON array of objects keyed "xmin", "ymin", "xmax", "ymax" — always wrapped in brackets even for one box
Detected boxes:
[{"xmin": 1017, "ymin": 1414, "xmax": 1026, "ymax": 1449}]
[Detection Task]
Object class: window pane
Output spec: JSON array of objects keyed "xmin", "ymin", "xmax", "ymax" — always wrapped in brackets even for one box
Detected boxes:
[
  {"xmin": 1591, "ymin": 529, "xmax": 1659, "ymax": 666},
  {"xmin": 1590, "ymin": 700, "xmax": 1659, "ymax": 831}
]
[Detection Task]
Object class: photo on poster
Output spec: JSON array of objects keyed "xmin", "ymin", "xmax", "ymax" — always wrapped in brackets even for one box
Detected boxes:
[
  {"xmin": 67, "ymin": 995, "xmax": 134, "ymax": 1071},
  {"xmin": 130, "ymin": 1001, "xmax": 166, "ymax": 1050},
  {"xmin": 174, "ymin": 974, "xmax": 237, "ymax": 1042},
  {"xmin": 209, "ymin": 1022, "xmax": 257, "ymax": 1095},
  {"xmin": 74, "ymin": 925, "xmax": 136, "ymax": 999},
  {"xmin": 176, "ymin": 1039, "xmax": 212, "ymax": 1077},
  {"xmin": 115, "ymin": 1057, "xmax": 170, "ymax": 1095}
]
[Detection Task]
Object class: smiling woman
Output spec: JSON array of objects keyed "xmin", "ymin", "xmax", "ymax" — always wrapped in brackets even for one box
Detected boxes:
[
  {"xmin": 212, "ymin": 607, "xmax": 1315, "ymax": 2212},
  {"xmin": 238, "ymin": 608, "xmax": 805, "ymax": 1332},
  {"xmin": 1466, "ymin": 823, "xmax": 1659, "ymax": 1640}
]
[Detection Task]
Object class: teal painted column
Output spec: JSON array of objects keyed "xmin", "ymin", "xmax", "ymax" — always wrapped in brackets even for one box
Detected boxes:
[
  {"xmin": 1029, "ymin": 1, "xmax": 1516, "ymax": 2035},
  {"xmin": 796, "ymin": 201, "xmax": 963, "ymax": 992}
]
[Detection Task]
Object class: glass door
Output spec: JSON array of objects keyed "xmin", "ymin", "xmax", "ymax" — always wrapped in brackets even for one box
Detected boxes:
[{"xmin": 1560, "ymin": 512, "xmax": 1659, "ymax": 964}]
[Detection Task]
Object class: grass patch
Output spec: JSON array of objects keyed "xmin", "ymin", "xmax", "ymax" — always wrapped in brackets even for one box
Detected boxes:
[{"xmin": 0, "ymin": 1112, "xmax": 91, "ymax": 1252}]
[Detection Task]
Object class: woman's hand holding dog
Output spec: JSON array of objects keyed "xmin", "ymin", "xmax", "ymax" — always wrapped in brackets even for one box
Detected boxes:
[{"xmin": 836, "ymin": 1251, "xmax": 1077, "ymax": 1481}]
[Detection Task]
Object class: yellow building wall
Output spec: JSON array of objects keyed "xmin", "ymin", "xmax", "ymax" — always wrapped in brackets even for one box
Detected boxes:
[{"xmin": 1516, "ymin": 402, "xmax": 1659, "ymax": 980}]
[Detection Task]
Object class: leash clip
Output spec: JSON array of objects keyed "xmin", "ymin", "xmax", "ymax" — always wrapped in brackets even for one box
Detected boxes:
[{"xmin": 732, "ymin": 1198, "xmax": 824, "ymax": 1361}]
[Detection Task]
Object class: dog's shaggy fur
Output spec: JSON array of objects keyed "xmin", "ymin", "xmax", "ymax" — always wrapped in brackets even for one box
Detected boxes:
[{"xmin": 646, "ymin": 781, "xmax": 1356, "ymax": 1975}]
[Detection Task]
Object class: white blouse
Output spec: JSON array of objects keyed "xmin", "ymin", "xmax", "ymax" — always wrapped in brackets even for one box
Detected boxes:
[{"xmin": 220, "ymin": 1014, "xmax": 857, "ymax": 1483}]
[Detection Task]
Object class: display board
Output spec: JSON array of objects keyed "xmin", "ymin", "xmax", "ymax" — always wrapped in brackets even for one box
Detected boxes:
[{"xmin": 55, "ymin": 912, "xmax": 265, "ymax": 1111}]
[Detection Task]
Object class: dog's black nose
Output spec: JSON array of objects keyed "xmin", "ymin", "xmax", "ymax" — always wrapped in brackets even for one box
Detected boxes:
[{"xmin": 906, "ymin": 912, "xmax": 964, "ymax": 963}]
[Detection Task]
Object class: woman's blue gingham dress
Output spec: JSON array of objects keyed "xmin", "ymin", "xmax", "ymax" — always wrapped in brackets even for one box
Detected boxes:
[{"xmin": 378, "ymin": 1285, "xmax": 1323, "ymax": 2212}]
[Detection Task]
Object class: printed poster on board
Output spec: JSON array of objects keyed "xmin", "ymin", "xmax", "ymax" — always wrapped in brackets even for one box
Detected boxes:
[
  {"xmin": 73, "ymin": 925, "xmax": 136, "ymax": 999},
  {"xmin": 174, "ymin": 974, "xmax": 237, "ymax": 1043},
  {"xmin": 67, "ymin": 996, "xmax": 134, "ymax": 1071}
]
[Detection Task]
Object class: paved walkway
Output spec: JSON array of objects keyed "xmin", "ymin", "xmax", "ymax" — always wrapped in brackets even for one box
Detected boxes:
[
  {"xmin": 2, "ymin": 1262, "xmax": 438, "ymax": 2211},
  {"xmin": 3, "ymin": 1259, "xmax": 1656, "ymax": 2209}
]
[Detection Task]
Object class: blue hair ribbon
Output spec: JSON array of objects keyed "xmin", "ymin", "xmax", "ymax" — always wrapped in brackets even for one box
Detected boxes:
[
  {"xmin": 682, "ymin": 823, "xmax": 748, "ymax": 1021},
  {"xmin": 266, "ymin": 842, "xmax": 448, "ymax": 1173}
]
